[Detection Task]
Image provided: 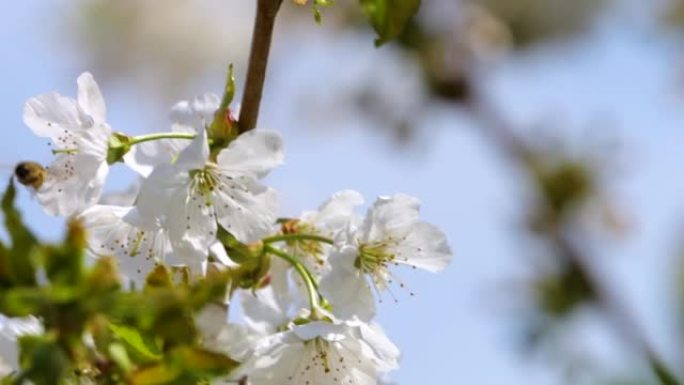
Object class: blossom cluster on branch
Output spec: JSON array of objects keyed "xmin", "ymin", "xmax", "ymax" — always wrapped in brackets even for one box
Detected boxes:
[{"xmin": 5, "ymin": 72, "xmax": 452, "ymax": 384}]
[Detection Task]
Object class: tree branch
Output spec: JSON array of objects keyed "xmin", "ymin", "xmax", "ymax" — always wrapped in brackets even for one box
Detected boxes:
[
  {"xmin": 465, "ymin": 88, "xmax": 681, "ymax": 385},
  {"xmin": 238, "ymin": 0, "xmax": 283, "ymax": 134}
]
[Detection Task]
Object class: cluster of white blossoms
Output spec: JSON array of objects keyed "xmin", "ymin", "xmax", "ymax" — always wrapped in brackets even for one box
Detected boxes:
[{"xmin": 15, "ymin": 73, "xmax": 452, "ymax": 384}]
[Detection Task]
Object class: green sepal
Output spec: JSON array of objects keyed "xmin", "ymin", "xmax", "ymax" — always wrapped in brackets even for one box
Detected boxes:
[
  {"xmin": 208, "ymin": 64, "xmax": 238, "ymax": 155},
  {"xmin": 216, "ymin": 226, "xmax": 259, "ymax": 264},
  {"xmin": 107, "ymin": 132, "xmax": 132, "ymax": 165},
  {"xmin": 292, "ymin": 317, "xmax": 312, "ymax": 326}
]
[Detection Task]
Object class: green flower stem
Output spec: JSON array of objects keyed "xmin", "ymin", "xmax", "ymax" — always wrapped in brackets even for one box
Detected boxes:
[
  {"xmin": 264, "ymin": 244, "xmax": 320, "ymax": 317},
  {"xmin": 129, "ymin": 132, "xmax": 198, "ymax": 146},
  {"xmin": 262, "ymin": 234, "xmax": 334, "ymax": 245}
]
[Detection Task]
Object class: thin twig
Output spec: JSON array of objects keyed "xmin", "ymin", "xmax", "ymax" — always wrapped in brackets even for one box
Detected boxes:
[
  {"xmin": 465, "ymin": 85, "xmax": 681, "ymax": 384},
  {"xmin": 555, "ymin": 236, "xmax": 679, "ymax": 385},
  {"xmin": 238, "ymin": 0, "xmax": 283, "ymax": 133}
]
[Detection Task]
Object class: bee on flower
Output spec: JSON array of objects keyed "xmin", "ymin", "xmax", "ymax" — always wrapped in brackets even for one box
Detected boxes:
[{"xmin": 22, "ymin": 73, "xmax": 112, "ymax": 217}]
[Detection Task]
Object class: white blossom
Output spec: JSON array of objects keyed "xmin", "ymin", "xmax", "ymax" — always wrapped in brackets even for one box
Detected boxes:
[
  {"xmin": 137, "ymin": 128, "xmax": 283, "ymax": 266},
  {"xmin": 79, "ymin": 204, "xmax": 172, "ymax": 284},
  {"xmin": 280, "ymin": 190, "xmax": 364, "ymax": 277},
  {"xmin": 322, "ymin": 194, "xmax": 452, "ymax": 320},
  {"xmin": 237, "ymin": 319, "xmax": 399, "ymax": 385},
  {"xmin": 123, "ymin": 94, "xmax": 219, "ymax": 177},
  {"xmin": 169, "ymin": 93, "xmax": 221, "ymax": 130},
  {"xmin": 23, "ymin": 72, "xmax": 111, "ymax": 216},
  {"xmin": 234, "ymin": 271, "xmax": 399, "ymax": 385}
]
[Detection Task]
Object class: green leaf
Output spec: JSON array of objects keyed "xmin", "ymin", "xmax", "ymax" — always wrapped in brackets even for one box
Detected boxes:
[
  {"xmin": 1, "ymin": 179, "xmax": 37, "ymax": 286},
  {"xmin": 129, "ymin": 347, "xmax": 238, "ymax": 385},
  {"xmin": 109, "ymin": 323, "xmax": 162, "ymax": 361},
  {"xmin": 171, "ymin": 347, "xmax": 239, "ymax": 376},
  {"xmin": 359, "ymin": 0, "xmax": 421, "ymax": 46},
  {"xmin": 108, "ymin": 342, "xmax": 133, "ymax": 372},
  {"xmin": 43, "ymin": 228, "xmax": 86, "ymax": 286},
  {"xmin": 129, "ymin": 363, "xmax": 180, "ymax": 385},
  {"xmin": 18, "ymin": 335, "xmax": 70, "ymax": 385}
]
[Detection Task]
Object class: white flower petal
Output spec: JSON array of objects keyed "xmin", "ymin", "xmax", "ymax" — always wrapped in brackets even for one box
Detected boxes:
[
  {"xmin": 137, "ymin": 163, "xmax": 214, "ymax": 272},
  {"xmin": 77, "ymin": 72, "xmax": 106, "ymax": 124},
  {"xmin": 241, "ymin": 340, "xmax": 304, "ymax": 383},
  {"xmin": 165, "ymin": 182, "xmax": 217, "ymax": 266},
  {"xmin": 0, "ymin": 316, "xmax": 42, "ymax": 373},
  {"xmin": 390, "ymin": 221, "xmax": 452, "ymax": 273},
  {"xmin": 306, "ymin": 190, "xmax": 364, "ymax": 234},
  {"xmin": 209, "ymin": 241, "xmax": 236, "ymax": 267},
  {"xmin": 320, "ymin": 251, "xmax": 376, "ymax": 321},
  {"xmin": 196, "ymin": 303, "xmax": 229, "ymax": 341},
  {"xmin": 360, "ymin": 194, "xmax": 421, "ymax": 243},
  {"xmin": 292, "ymin": 321, "xmax": 346, "ymax": 342},
  {"xmin": 170, "ymin": 93, "xmax": 220, "ymax": 130},
  {"xmin": 357, "ymin": 322, "xmax": 400, "ymax": 372},
  {"xmin": 174, "ymin": 128, "xmax": 209, "ymax": 172},
  {"xmin": 98, "ymin": 182, "xmax": 139, "ymax": 206},
  {"xmin": 37, "ymin": 154, "xmax": 108, "ymax": 216},
  {"xmin": 80, "ymin": 205, "xmax": 167, "ymax": 285},
  {"xmin": 217, "ymin": 130, "xmax": 284, "ymax": 178},
  {"xmin": 240, "ymin": 320, "xmax": 398, "ymax": 385},
  {"xmin": 124, "ymin": 140, "xmax": 173, "ymax": 178},
  {"xmin": 240, "ymin": 285, "xmax": 291, "ymax": 336},
  {"xmin": 214, "ymin": 177, "xmax": 278, "ymax": 243},
  {"xmin": 23, "ymin": 93, "xmax": 83, "ymax": 142},
  {"xmin": 136, "ymin": 164, "xmax": 189, "ymax": 221},
  {"xmin": 211, "ymin": 322, "xmax": 258, "ymax": 362},
  {"xmin": 23, "ymin": 74, "xmax": 112, "ymax": 217}
]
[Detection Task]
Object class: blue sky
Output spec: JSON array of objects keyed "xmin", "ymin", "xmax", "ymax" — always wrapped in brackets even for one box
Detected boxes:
[{"xmin": 1, "ymin": 1, "xmax": 684, "ymax": 384}]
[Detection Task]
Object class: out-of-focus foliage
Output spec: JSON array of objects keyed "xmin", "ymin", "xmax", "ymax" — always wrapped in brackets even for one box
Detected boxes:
[
  {"xmin": 517, "ymin": 144, "xmax": 603, "ymax": 331},
  {"xmin": 359, "ymin": 0, "xmax": 421, "ymax": 46},
  {"xmin": 301, "ymin": 0, "xmax": 610, "ymax": 144},
  {"xmin": 665, "ymin": 0, "xmax": 684, "ymax": 28},
  {"xmin": 0, "ymin": 180, "xmax": 237, "ymax": 385},
  {"xmin": 336, "ymin": 0, "xmax": 607, "ymax": 102},
  {"xmin": 472, "ymin": 0, "xmax": 607, "ymax": 48},
  {"xmin": 65, "ymin": 0, "xmax": 252, "ymax": 105}
]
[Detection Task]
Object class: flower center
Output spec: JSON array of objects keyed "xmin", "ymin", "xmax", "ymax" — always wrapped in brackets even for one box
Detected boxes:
[
  {"xmin": 355, "ymin": 241, "xmax": 395, "ymax": 275},
  {"xmin": 190, "ymin": 166, "xmax": 220, "ymax": 194},
  {"xmin": 189, "ymin": 166, "xmax": 222, "ymax": 208}
]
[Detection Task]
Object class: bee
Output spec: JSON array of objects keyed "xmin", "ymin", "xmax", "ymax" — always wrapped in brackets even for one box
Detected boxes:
[{"xmin": 14, "ymin": 161, "xmax": 46, "ymax": 190}]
